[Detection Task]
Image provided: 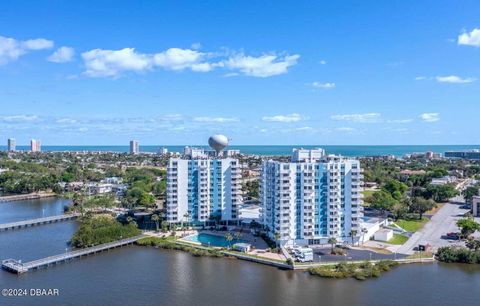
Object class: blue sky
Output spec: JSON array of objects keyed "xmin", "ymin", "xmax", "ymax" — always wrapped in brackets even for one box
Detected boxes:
[{"xmin": 1, "ymin": 0, "xmax": 480, "ymax": 145}]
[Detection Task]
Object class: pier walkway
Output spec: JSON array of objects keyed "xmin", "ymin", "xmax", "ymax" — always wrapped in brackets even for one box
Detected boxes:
[
  {"xmin": 0, "ymin": 213, "xmax": 80, "ymax": 231},
  {"xmin": 2, "ymin": 235, "xmax": 144, "ymax": 274}
]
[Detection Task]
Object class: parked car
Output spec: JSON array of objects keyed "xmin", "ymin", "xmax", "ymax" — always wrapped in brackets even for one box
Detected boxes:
[{"xmin": 446, "ymin": 232, "xmax": 460, "ymax": 240}]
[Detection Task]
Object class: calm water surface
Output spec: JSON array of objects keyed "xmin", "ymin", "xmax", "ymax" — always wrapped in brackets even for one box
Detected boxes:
[{"xmin": 1, "ymin": 199, "xmax": 480, "ymax": 306}]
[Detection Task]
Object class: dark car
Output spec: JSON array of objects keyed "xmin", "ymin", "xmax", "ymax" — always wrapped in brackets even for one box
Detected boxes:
[{"xmin": 446, "ymin": 232, "xmax": 460, "ymax": 240}]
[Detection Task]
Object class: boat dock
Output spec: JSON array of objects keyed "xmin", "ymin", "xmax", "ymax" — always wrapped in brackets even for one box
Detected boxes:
[
  {"xmin": 2, "ymin": 235, "xmax": 144, "ymax": 274},
  {"xmin": 0, "ymin": 214, "xmax": 80, "ymax": 231}
]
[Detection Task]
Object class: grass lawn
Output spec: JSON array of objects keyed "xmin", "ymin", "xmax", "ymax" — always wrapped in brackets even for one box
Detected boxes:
[
  {"xmin": 395, "ymin": 217, "xmax": 429, "ymax": 232},
  {"xmin": 387, "ymin": 234, "xmax": 409, "ymax": 245},
  {"xmin": 405, "ymin": 251, "xmax": 433, "ymax": 259}
]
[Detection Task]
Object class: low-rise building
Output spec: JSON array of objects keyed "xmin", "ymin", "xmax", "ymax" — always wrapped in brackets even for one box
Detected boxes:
[
  {"xmin": 473, "ymin": 196, "xmax": 480, "ymax": 217},
  {"xmin": 431, "ymin": 176, "xmax": 457, "ymax": 186},
  {"xmin": 445, "ymin": 150, "xmax": 480, "ymax": 160}
]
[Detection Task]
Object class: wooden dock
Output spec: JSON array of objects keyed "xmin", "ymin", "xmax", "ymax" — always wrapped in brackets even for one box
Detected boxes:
[
  {"xmin": 0, "ymin": 214, "xmax": 80, "ymax": 231},
  {"xmin": 2, "ymin": 235, "xmax": 144, "ymax": 274}
]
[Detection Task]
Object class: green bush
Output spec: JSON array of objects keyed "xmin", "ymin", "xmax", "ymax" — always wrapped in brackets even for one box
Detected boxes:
[
  {"xmin": 437, "ymin": 246, "xmax": 480, "ymax": 264},
  {"xmin": 308, "ymin": 260, "xmax": 398, "ymax": 281},
  {"xmin": 136, "ymin": 237, "xmax": 224, "ymax": 258},
  {"xmin": 71, "ymin": 216, "xmax": 141, "ymax": 248}
]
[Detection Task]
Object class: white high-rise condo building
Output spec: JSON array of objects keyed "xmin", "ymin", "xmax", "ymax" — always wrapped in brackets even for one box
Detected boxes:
[
  {"xmin": 166, "ymin": 157, "xmax": 242, "ymax": 225},
  {"xmin": 7, "ymin": 138, "xmax": 16, "ymax": 152},
  {"xmin": 30, "ymin": 139, "xmax": 41, "ymax": 152},
  {"xmin": 261, "ymin": 149, "xmax": 363, "ymax": 247},
  {"xmin": 130, "ymin": 140, "xmax": 140, "ymax": 154}
]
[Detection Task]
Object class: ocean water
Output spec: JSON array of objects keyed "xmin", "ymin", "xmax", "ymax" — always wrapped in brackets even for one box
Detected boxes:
[{"xmin": 1, "ymin": 145, "xmax": 479, "ymax": 157}]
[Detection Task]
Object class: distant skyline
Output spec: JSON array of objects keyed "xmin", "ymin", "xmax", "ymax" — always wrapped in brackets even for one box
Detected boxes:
[{"xmin": 1, "ymin": 1, "xmax": 480, "ymax": 145}]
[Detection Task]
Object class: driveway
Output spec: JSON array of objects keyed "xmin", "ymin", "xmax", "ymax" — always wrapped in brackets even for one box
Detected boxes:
[{"xmin": 396, "ymin": 196, "xmax": 470, "ymax": 255}]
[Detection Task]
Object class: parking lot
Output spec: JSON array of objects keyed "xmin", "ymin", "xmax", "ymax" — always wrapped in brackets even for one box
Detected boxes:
[{"xmin": 309, "ymin": 247, "xmax": 407, "ymax": 263}]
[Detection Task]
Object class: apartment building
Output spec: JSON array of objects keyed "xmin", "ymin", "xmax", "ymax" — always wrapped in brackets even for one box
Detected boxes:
[
  {"xmin": 166, "ymin": 157, "xmax": 242, "ymax": 225},
  {"xmin": 261, "ymin": 149, "xmax": 363, "ymax": 246}
]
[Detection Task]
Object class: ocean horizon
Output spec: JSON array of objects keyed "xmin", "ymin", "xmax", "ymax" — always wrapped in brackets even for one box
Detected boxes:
[{"xmin": 1, "ymin": 145, "xmax": 479, "ymax": 157}]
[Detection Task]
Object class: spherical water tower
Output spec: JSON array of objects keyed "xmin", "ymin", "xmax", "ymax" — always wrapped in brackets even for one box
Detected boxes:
[{"xmin": 208, "ymin": 134, "xmax": 229, "ymax": 156}]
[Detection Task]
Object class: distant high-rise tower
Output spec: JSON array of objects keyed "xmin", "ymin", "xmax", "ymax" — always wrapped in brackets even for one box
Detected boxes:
[
  {"xmin": 31, "ymin": 139, "xmax": 41, "ymax": 152},
  {"xmin": 7, "ymin": 138, "xmax": 16, "ymax": 152},
  {"xmin": 130, "ymin": 140, "xmax": 140, "ymax": 154}
]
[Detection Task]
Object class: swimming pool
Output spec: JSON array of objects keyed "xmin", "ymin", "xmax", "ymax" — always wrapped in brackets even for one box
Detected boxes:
[{"xmin": 183, "ymin": 233, "xmax": 247, "ymax": 247}]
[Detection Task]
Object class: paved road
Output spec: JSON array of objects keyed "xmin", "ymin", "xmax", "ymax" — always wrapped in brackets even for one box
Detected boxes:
[{"xmin": 397, "ymin": 196, "xmax": 469, "ymax": 255}]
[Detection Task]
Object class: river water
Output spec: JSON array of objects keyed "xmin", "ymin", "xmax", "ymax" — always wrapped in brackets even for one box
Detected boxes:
[{"xmin": 1, "ymin": 199, "xmax": 480, "ymax": 306}]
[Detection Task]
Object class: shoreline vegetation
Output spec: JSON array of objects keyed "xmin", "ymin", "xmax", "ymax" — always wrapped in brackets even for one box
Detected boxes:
[
  {"xmin": 308, "ymin": 260, "xmax": 399, "ymax": 280},
  {"xmin": 136, "ymin": 236, "xmax": 224, "ymax": 258},
  {"xmin": 71, "ymin": 216, "xmax": 141, "ymax": 248}
]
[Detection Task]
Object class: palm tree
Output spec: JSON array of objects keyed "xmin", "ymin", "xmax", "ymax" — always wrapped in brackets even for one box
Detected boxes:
[
  {"xmin": 126, "ymin": 216, "xmax": 134, "ymax": 224},
  {"xmin": 224, "ymin": 233, "xmax": 234, "ymax": 247},
  {"xmin": 274, "ymin": 232, "xmax": 281, "ymax": 247},
  {"xmin": 328, "ymin": 237, "xmax": 337, "ymax": 253},
  {"xmin": 234, "ymin": 231, "xmax": 242, "ymax": 241},
  {"xmin": 181, "ymin": 212, "xmax": 190, "ymax": 230},
  {"xmin": 350, "ymin": 229, "xmax": 358, "ymax": 246},
  {"xmin": 161, "ymin": 221, "xmax": 169, "ymax": 232},
  {"xmin": 151, "ymin": 214, "xmax": 160, "ymax": 232},
  {"xmin": 361, "ymin": 227, "xmax": 368, "ymax": 245}
]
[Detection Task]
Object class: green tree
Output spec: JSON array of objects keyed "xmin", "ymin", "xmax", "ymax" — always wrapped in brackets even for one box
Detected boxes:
[
  {"xmin": 224, "ymin": 233, "xmax": 234, "ymax": 247},
  {"xmin": 370, "ymin": 190, "xmax": 398, "ymax": 212},
  {"xmin": 161, "ymin": 221, "xmax": 169, "ymax": 232},
  {"xmin": 410, "ymin": 197, "xmax": 436, "ymax": 219},
  {"xmin": 383, "ymin": 179, "xmax": 408, "ymax": 196},
  {"xmin": 349, "ymin": 230, "xmax": 358, "ymax": 245},
  {"xmin": 426, "ymin": 184, "xmax": 458, "ymax": 202},
  {"xmin": 391, "ymin": 201, "xmax": 409, "ymax": 221},
  {"xmin": 151, "ymin": 214, "xmax": 160, "ymax": 232},
  {"xmin": 462, "ymin": 186, "xmax": 479, "ymax": 205},
  {"xmin": 328, "ymin": 237, "xmax": 337, "ymax": 253},
  {"xmin": 457, "ymin": 218, "xmax": 480, "ymax": 238}
]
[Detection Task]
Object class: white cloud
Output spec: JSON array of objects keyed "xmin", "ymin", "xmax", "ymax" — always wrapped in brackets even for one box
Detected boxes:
[
  {"xmin": 0, "ymin": 115, "xmax": 39, "ymax": 122},
  {"xmin": 420, "ymin": 113, "xmax": 440, "ymax": 122},
  {"xmin": 193, "ymin": 117, "xmax": 239, "ymax": 123},
  {"xmin": 387, "ymin": 119, "xmax": 413, "ymax": 124},
  {"xmin": 311, "ymin": 82, "xmax": 335, "ymax": 89},
  {"xmin": 0, "ymin": 36, "xmax": 53, "ymax": 65},
  {"xmin": 224, "ymin": 53, "xmax": 299, "ymax": 77},
  {"xmin": 153, "ymin": 48, "xmax": 212, "ymax": 72},
  {"xmin": 262, "ymin": 113, "xmax": 303, "ymax": 122},
  {"xmin": 415, "ymin": 76, "xmax": 427, "ymax": 81},
  {"xmin": 458, "ymin": 28, "xmax": 480, "ymax": 47},
  {"xmin": 56, "ymin": 118, "xmax": 77, "ymax": 124},
  {"xmin": 331, "ymin": 113, "xmax": 381, "ymax": 123},
  {"xmin": 22, "ymin": 38, "xmax": 54, "ymax": 50},
  {"xmin": 80, "ymin": 46, "xmax": 300, "ymax": 78},
  {"xmin": 436, "ymin": 75, "xmax": 476, "ymax": 84},
  {"xmin": 319, "ymin": 60, "xmax": 327, "ymax": 65},
  {"xmin": 336, "ymin": 127, "xmax": 355, "ymax": 132},
  {"xmin": 81, "ymin": 48, "xmax": 152, "ymax": 77},
  {"xmin": 48, "ymin": 46, "xmax": 75, "ymax": 63},
  {"xmin": 296, "ymin": 126, "xmax": 313, "ymax": 131}
]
